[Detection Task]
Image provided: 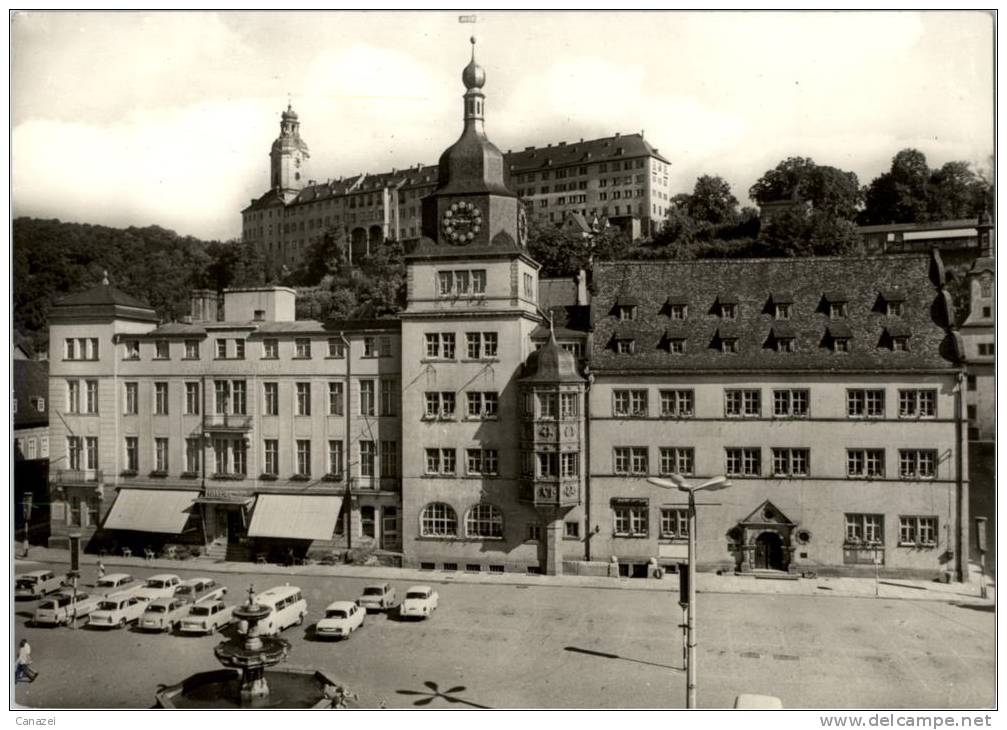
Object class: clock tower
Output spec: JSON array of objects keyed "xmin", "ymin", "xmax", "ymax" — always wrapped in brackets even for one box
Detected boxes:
[
  {"xmin": 400, "ymin": 38, "xmax": 550, "ymax": 573},
  {"xmin": 269, "ymin": 103, "xmax": 310, "ymax": 202}
]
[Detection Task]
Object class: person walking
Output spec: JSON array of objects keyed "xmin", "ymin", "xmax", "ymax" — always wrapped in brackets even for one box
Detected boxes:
[
  {"xmin": 14, "ymin": 639, "xmax": 33, "ymax": 683},
  {"xmin": 96, "ymin": 558, "xmax": 106, "ymax": 580}
]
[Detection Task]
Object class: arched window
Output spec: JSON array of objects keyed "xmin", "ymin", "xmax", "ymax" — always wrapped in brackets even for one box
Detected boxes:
[
  {"xmin": 420, "ymin": 503, "xmax": 457, "ymax": 537},
  {"xmin": 466, "ymin": 503, "xmax": 503, "ymax": 539}
]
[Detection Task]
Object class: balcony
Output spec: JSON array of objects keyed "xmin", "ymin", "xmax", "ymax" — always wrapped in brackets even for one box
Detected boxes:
[
  {"xmin": 203, "ymin": 414, "xmax": 253, "ymax": 432},
  {"xmin": 53, "ymin": 469, "xmax": 104, "ymax": 486},
  {"xmin": 519, "ymin": 477, "xmax": 580, "ymax": 508}
]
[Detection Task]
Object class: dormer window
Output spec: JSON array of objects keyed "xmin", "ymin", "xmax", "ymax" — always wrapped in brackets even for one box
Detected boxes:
[
  {"xmin": 887, "ymin": 301, "xmax": 903, "ymax": 316},
  {"xmin": 721, "ymin": 338, "xmax": 738, "ymax": 353},
  {"xmin": 834, "ymin": 338, "xmax": 849, "ymax": 352},
  {"xmin": 771, "ymin": 292, "xmax": 794, "ymax": 320},
  {"xmin": 670, "ymin": 304, "xmax": 687, "ymax": 320},
  {"xmin": 892, "ymin": 337, "xmax": 910, "ymax": 352},
  {"xmin": 668, "ymin": 338, "xmax": 686, "ymax": 354},
  {"xmin": 776, "ymin": 337, "xmax": 795, "ymax": 352},
  {"xmin": 615, "ymin": 338, "xmax": 635, "ymax": 355},
  {"xmin": 880, "ymin": 289, "xmax": 906, "ymax": 317},
  {"xmin": 884, "ymin": 324, "xmax": 912, "ymax": 352},
  {"xmin": 828, "ymin": 323, "xmax": 852, "ymax": 353},
  {"xmin": 830, "ymin": 302, "xmax": 847, "ymax": 318},
  {"xmin": 717, "ymin": 294, "xmax": 739, "ymax": 320},
  {"xmin": 123, "ymin": 340, "xmax": 140, "ymax": 360},
  {"xmin": 617, "ymin": 305, "xmax": 636, "ymax": 321}
]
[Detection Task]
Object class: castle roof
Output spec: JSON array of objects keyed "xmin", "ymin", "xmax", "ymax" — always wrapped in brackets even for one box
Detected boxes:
[{"xmin": 504, "ymin": 132, "xmax": 670, "ymax": 174}]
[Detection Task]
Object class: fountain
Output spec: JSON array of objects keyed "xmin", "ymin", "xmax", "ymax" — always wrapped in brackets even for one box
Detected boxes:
[{"xmin": 155, "ymin": 585, "xmax": 353, "ymax": 709}]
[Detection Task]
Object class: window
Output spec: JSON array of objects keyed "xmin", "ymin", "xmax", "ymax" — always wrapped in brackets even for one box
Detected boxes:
[
  {"xmin": 296, "ymin": 440, "xmax": 311, "ymax": 477},
  {"xmin": 67, "ymin": 436, "xmax": 82, "ymax": 470},
  {"xmin": 65, "ymin": 337, "xmax": 98, "ymax": 360},
  {"xmin": 421, "ymin": 503, "xmax": 458, "ymax": 537},
  {"xmin": 659, "ymin": 389, "xmax": 694, "ymax": 417},
  {"xmin": 980, "ymin": 277, "xmax": 993, "ymax": 298},
  {"xmin": 898, "ymin": 389, "xmax": 936, "ymax": 418},
  {"xmin": 899, "ymin": 449, "xmax": 937, "ymax": 479},
  {"xmin": 614, "ymin": 447, "xmax": 648, "ymax": 475},
  {"xmin": 215, "ymin": 339, "xmax": 228, "ymax": 359},
  {"xmin": 214, "ymin": 380, "xmax": 230, "ymax": 414},
  {"xmin": 887, "ymin": 301, "xmax": 904, "ymax": 317},
  {"xmin": 775, "ymin": 337, "xmax": 796, "ymax": 353},
  {"xmin": 424, "ymin": 332, "xmax": 456, "ymax": 359},
  {"xmin": 467, "ymin": 504, "xmax": 503, "ymax": 538},
  {"xmin": 726, "ymin": 447, "xmax": 761, "ymax": 476},
  {"xmin": 359, "ymin": 441, "xmax": 376, "ymax": 477},
  {"xmin": 720, "ymin": 303, "xmax": 737, "ymax": 319},
  {"xmin": 615, "ymin": 338, "xmax": 635, "ymax": 354},
  {"xmin": 40, "ymin": 436, "xmax": 48, "ymax": 458},
  {"xmin": 967, "ymin": 374, "xmax": 977, "ymax": 391},
  {"xmin": 185, "ymin": 438, "xmax": 201, "ymax": 473},
  {"xmin": 326, "ymin": 338, "xmax": 345, "ymax": 358},
  {"xmin": 899, "ymin": 516, "xmax": 937, "ymax": 547},
  {"xmin": 424, "ymin": 391, "xmax": 456, "ymax": 418},
  {"xmin": 380, "ymin": 378, "xmax": 398, "ymax": 416},
  {"xmin": 561, "ymin": 452, "xmax": 579, "ymax": 478},
  {"xmin": 124, "ymin": 437, "xmax": 138, "ymax": 473},
  {"xmin": 659, "ymin": 447, "xmax": 694, "ymax": 476},
  {"xmin": 295, "ymin": 338, "xmax": 311, "ymax": 358},
  {"xmin": 725, "ymin": 389, "xmax": 761, "ymax": 417},
  {"xmin": 438, "ymin": 269, "xmax": 487, "ymax": 296},
  {"xmin": 263, "ymin": 382, "xmax": 279, "ymax": 416},
  {"xmin": 359, "ymin": 380, "xmax": 376, "ymax": 416},
  {"xmin": 154, "ymin": 382, "xmax": 169, "ymax": 415},
  {"xmin": 425, "ymin": 448, "xmax": 457, "ymax": 475},
  {"xmin": 774, "ymin": 303, "xmax": 791, "ymax": 320},
  {"xmin": 362, "ymin": 337, "xmax": 378, "ymax": 358},
  {"xmin": 833, "ymin": 337, "xmax": 849, "ymax": 353},
  {"xmin": 231, "ymin": 380, "xmax": 246, "ymax": 415},
  {"xmin": 523, "ymin": 273, "xmax": 535, "ymax": 299},
  {"xmin": 154, "ymin": 438, "xmax": 169, "ymax": 473},
  {"xmin": 466, "ymin": 332, "xmax": 499, "ymax": 359},
  {"xmin": 154, "ymin": 340, "xmax": 169, "ymax": 359},
  {"xmin": 773, "ymin": 389, "xmax": 809, "ymax": 417},
  {"xmin": 560, "ymin": 392, "xmax": 578, "ymax": 417},
  {"xmin": 660, "ymin": 508, "xmax": 689, "ymax": 539},
  {"xmin": 234, "ymin": 340, "xmax": 245, "ymax": 360},
  {"xmin": 772, "ymin": 448, "xmax": 810, "ymax": 477},
  {"xmin": 123, "ymin": 339, "xmax": 140, "ymax": 360},
  {"xmin": 852, "ymin": 389, "xmax": 885, "ymax": 418},
  {"xmin": 565, "ymin": 521, "xmax": 580, "ymax": 539},
  {"xmin": 467, "ymin": 448, "xmax": 499, "ymax": 476},
  {"xmin": 328, "ymin": 382, "xmax": 344, "ymax": 416},
  {"xmin": 185, "ymin": 382, "xmax": 200, "ymax": 415},
  {"xmin": 472, "ymin": 270, "xmax": 486, "ymax": 294},
  {"xmin": 538, "ymin": 392, "xmax": 557, "ymax": 418},
  {"xmin": 669, "ymin": 304, "xmax": 687, "ymax": 320},
  {"xmin": 537, "ymin": 452, "xmax": 559, "ymax": 478},
  {"xmin": 527, "ymin": 524, "xmax": 542, "ymax": 541},
  {"xmin": 613, "ymin": 389, "xmax": 648, "ymax": 417},
  {"xmin": 847, "ymin": 449, "xmax": 886, "ymax": 478},
  {"xmin": 264, "ymin": 440, "xmax": 279, "ymax": 476},
  {"xmin": 830, "ymin": 302, "xmax": 848, "ymax": 318},
  {"xmin": 124, "ymin": 382, "xmax": 138, "ymax": 415},
  {"xmin": 561, "ymin": 342, "xmax": 584, "ymax": 358},
  {"xmin": 978, "ymin": 343, "xmax": 994, "ymax": 356},
  {"xmin": 296, "ymin": 382, "xmax": 311, "ymax": 416},
  {"xmin": 184, "ymin": 340, "xmax": 200, "ymax": 359},
  {"xmin": 381, "ymin": 441, "xmax": 399, "ymax": 478},
  {"xmin": 466, "ymin": 391, "xmax": 498, "ymax": 418},
  {"xmin": 616, "ymin": 305, "xmax": 637, "ymax": 321},
  {"xmin": 845, "ymin": 514, "xmax": 884, "ymax": 546},
  {"xmin": 263, "ymin": 339, "xmax": 279, "ymax": 359},
  {"xmin": 613, "ymin": 504, "xmax": 648, "ymax": 537}
]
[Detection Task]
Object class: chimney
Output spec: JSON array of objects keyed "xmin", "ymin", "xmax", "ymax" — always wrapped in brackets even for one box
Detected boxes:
[
  {"xmin": 575, "ymin": 270, "xmax": 589, "ymax": 306},
  {"xmin": 614, "ymin": 132, "xmax": 620, "ymax": 138}
]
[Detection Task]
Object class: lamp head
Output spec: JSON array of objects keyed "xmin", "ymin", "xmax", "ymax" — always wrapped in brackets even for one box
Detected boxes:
[
  {"xmin": 647, "ymin": 476, "xmax": 687, "ymax": 490},
  {"xmin": 697, "ymin": 476, "xmax": 732, "ymax": 492}
]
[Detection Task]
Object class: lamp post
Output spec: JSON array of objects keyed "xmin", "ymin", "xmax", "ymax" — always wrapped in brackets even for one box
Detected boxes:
[
  {"xmin": 21, "ymin": 491, "xmax": 33, "ymax": 557},
  {"xmin": 648, "ymin": 474, "xmax": 731, "ymax": 709}
]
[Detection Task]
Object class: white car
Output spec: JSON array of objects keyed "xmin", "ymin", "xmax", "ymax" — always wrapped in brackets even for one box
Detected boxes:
[
  {"xmin": 15, "ymin": 570, "xmax": 64, "ymax": 599},
  {"xmin": 358, "ymin": 583, "xmax": 396, "ymax": 612},
  {"xmin": 174, "ymin": 577, "xmax": 227, "ymax": 605},
  {"xmin": 33, "ymin": 592, "xmax": 101, "ymax": 626},
  {"xmin": 178, "ymin": 601, "xmax": 235, "ymax": 635},
  {"xmin": 400, "ymin": 586, "xmax": 439, "ymax": 619},
  {"xmin": 138, "ymin": 597, "xmax": 189, "ymax": 632},
  {"xmin": 133, "ymin": 574, "xmax": 182, "ymax": 602},
  {"xmin": 88, "ymin": 593, "xmax": 146, "ymax": 629},
  {"xmin": 315, "ymin": 601, "xmax": 365, "ymax": 640},
  {"xmin": 95, "ymin": 573, "xmax": 141, "ymax": 596}
]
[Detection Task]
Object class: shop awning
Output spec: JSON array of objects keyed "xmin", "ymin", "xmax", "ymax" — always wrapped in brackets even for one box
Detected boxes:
[
  {"xmin": 102, "ymin": 489, "xmax": 198, "ymax": 533},
  {"xmin": 247, "ymin": 495, "xmax": 343, "ymax": 541}
]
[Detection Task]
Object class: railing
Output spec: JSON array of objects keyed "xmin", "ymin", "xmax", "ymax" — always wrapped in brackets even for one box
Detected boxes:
[
  {"xmin": 53, "ymin": 469, "xmax": 103, "ymax": 485},
  {"xmin": 203, "ymin": 414, "xmax": 253, "ymax": 430}
]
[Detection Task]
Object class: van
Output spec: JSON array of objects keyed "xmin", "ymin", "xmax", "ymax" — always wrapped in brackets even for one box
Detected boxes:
[
  {"xmin": 253, "ymin": 586, "xmax": 307, "ymax": 635},
  {"xmin": 174, "ymin": 577, "xmax": 227, "ymax": 605}
]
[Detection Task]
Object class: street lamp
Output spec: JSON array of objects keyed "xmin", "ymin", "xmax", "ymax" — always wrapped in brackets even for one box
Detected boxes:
[
  {"xmin": 21, "ymin": 491, "xmax": 33, "ymax": 557},
  {"xmin": 648, "ymin": 474, "xmax": 732, "ymax": 709}
]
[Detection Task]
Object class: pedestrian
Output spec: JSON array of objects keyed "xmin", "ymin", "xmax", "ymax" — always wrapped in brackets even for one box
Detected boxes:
[
  {"xmin": 14, "ymin": 639, "xmax": 34, "ymax": 683},
  {"xmin": 96, "ymin": 558, "xmax": 106, "ymax": 580}
]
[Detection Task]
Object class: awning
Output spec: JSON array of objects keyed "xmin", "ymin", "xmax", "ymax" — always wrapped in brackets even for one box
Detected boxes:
[
  {"xmin": 102, "ymin": 489, "xmax": 198, "ymax": 533},
  {"xmin": 247, "ymin": 495, "xmax": 343, "ymax": 540},
  {"xmin": 193, "ymin": 495, "xmax": 254, "ymax": 507}
]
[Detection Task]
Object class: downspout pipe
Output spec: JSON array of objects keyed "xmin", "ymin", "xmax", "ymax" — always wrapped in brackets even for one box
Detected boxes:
[
  {"xmin": 339, "ymin": 332, "xmax": 352, "ymax": 552},
  {"xmin": 955, "ymin": 369, "xmax": 970, "ymax": 582}
]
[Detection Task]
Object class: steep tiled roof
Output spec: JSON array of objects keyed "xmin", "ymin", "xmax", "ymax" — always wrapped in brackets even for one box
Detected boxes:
[
  {"xmin": 145, "ymin": 322, "xmax": 207, "ymax": 336},
  {"xmin": 247, "ymin": 319, "xmax": 400, "ymax": 336},
  {"xmin": 590, "ymin": 256, "xmax": 956, "ymax": 373},
  {"xmin": 53, "ymin": 283, "xmax": 151, "ymax": 310},
  {"xmin": 242, "ymin": 188, "xmax": 287, "ymax": 213},
  {"xmin": 14, "ymin": 360, "xmax": 48, "ymax": 429},
  {"xmin": 504, "ymin": 133, "xmax": 670, "ymax": 173},
  {"xmin": 532, "ymin": 305, "xmax": 591, "ymax": 339}
]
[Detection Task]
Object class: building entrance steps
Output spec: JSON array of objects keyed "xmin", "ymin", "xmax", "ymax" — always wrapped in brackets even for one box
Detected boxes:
[{"xmin": 14, "ymin": 544, "xmax": 995, "ymax": 606}]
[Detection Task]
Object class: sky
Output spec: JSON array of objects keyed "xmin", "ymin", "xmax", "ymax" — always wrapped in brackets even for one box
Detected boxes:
[{"xmin": 11, "ymin": 10, "xmax": 995, "ymax": 242}]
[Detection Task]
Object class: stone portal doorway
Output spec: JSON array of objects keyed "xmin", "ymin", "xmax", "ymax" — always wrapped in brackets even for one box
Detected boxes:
[{"xmin": 754, "ymin": 531, "xmax": 785, "ymax": 571}]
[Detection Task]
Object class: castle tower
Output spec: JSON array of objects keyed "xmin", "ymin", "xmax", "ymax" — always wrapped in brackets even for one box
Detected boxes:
[{"xmin": 269, "ymin": 103, "xmax": 311, "ymax": 201}]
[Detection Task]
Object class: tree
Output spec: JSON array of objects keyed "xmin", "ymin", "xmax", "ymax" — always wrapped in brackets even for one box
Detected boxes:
[
  {"xmin": 750, "ymin": 157, "xmax": 861, "ymax": 220},
  {"xmin": 927, "ymin": 161, "xmax": 990, "ymax": 221},
  {"xmin": 760, "ymin": 207, "xmax": 859, "ymax": 257},
  {"xmin": 686, "ymin": 175, "xmax": 739, "ymax": 226}
]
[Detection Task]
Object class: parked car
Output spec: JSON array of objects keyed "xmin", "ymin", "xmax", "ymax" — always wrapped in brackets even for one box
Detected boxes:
[
  {"xmin": 253, "ymin": 586, "xmax": 307, "ymax": 635},
  {"xmin": 357, "ymin": 582, "xmax": 396, "ymax": 611},
  {"xmin": 733, "ymin": 694, "xmax": 784, "ymax": 709},
  {"xmin": 88, "ymin": 593, "xmax": 146, "ymax": 629},
  {"xmin": 15, "ymin": 570, "xmax": 64, "ymax": 599},
  {"xmin": 134, "ymin": 574, "xmax": 182, "ymax": 602},
  {"xmin": 95, "ymin": 573, "xmax": 140, "ymax": 596},
  {"xmin": 315, "ymin": 601, "xmax": 365, "ymax": 640},
  {"xmin": 400, "ymin": 586, "xmax": 439, "ymax": 619},
  {"xmin": 33, "ymin": 592, "xmax": 101, "ymax": 626},
  {"xmin": 138, "ymin": 597, "xmax": 189, "ymax": 632},
  {"xmin": 178, "ymin": 601, "xmax": 235, "ymax": 635},
  {"xmin": 174, "ymin": 577, "xmax": 227, "ymax": 605}
]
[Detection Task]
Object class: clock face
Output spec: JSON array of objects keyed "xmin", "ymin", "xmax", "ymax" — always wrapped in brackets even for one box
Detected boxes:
[{"xmin": 442, "ymin": 201, "xmax": 483, "ymax": 244}]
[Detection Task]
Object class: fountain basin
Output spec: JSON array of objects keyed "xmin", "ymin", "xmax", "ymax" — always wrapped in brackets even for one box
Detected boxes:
[{"xmin": 155, "ymin": 667, "xmax": 349, "ymax": 709}]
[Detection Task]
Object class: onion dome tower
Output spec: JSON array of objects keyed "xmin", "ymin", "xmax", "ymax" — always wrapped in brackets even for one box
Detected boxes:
[{"xmin": 270, "ymin": 103, "xmax": 311, "ymax": 200}]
